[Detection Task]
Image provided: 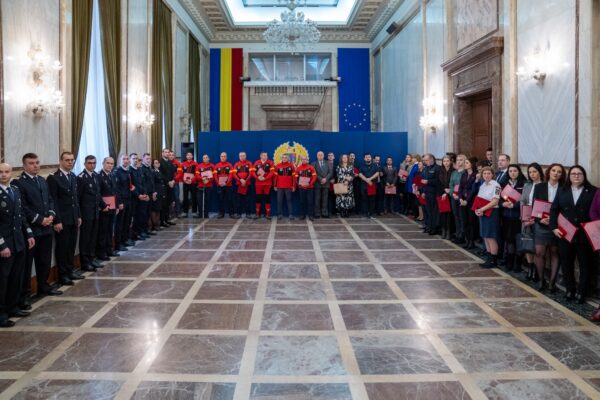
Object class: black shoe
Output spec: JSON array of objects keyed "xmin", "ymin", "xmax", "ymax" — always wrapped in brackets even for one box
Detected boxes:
[
  {"xmin": 564, "ymin": 291, "xmax": 575, "ymax": 301},
  {"xmin": 575, "ymin": 293, "xmax": 585, "ymax": 304},
  {"xmin": 40, "ymin": 288, "xmax": 63, "ymax": 296},
  {"xmin": 9, "ymin": 310, "xmax": 30, "ymax": 318},
  {"xmin": 71, "ymin": 270, "xmax": 84, "ymax": 278},
  {"xmin": 309, "ymin": 216, "xmax": 314, "ymax": 221},
  {"xmin": 537, "ymin": 280, "xmax": 547, "ymax": 292},
  {"xmin": 289, "ymin": 216, "xmax": 295, "ymax": 220},
  {"xmin": 146, "ymin": 231, "xmax": 157, "ymax": 236},
  {"xmin": 90, "ymin": 260, "xmax": 103, "ymax": 268},
  {"xmin": 134, "ymin": 235, "xmax": 146, "ymax": 241},
  {"xmin": 167, "ymin": 221, "xmax": 176, "ymax": 225},
  {"xmin": 97, "ymin": 255, "xmax": 110, "ymax": 261},
  {"xmin": 548, "ymin": 282, "xmax": 558, "ymax": 294},
  {"xmin": 217, "ymin": 214, "xmax": 224, "ymax": 219},
  {"xmin": 59, "ymin": 277, "xmax": 74, "ymax": 286},
  {"xmin": 160, "ymin": 222, "xmax": 170, "ymax": 228},
  {"xmin": 107, "ymin": 252, "xmax": 120, "ymax": 257},
  {"xmin": 115, "ymin": 246, "xmax": 128, "ymax": 252},
  {"xmin": 0, "ymin": 320, "xmax": 15, "ymax": 328},
  {"xmin": 125, "ymin": 240, "xmax": 136, "ymax": 247},
  {"xmin": 69, "ymin": 273, "xmax": 85, "ymax": 280},
  {"xmin": 19, "ymin": 303, "xmax": 32, "ymax": 311}
]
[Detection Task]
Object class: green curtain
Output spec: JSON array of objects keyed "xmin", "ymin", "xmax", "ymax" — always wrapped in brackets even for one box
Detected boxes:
[
  {"xmin": 188, "ymin": 34, "xmax": 201, "ymax": 140},
  {"xmin": 151, "ymin": 0, "xmax": 173, "ymax": 159},
  {"xmin": 72, "ymin": 0, "xmax": 94, "ymax": 156},
  {"xmin": 99, "ymin": 0, "xmax": 121, "ymax": 159}
]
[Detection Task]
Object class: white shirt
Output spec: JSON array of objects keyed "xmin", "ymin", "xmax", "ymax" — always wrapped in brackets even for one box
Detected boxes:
[
  {"xmin": 477, "ymin": 179, "xmax": 501, "ymax": 206},
  {"xmin": 548, "ymin": 182, "xmax": 559, "ymax": 202},
  {"xmin": 572, "ymin": 185, "xmax": 583, "ymax": 204},
  {"xmin": 528, "ymin": 182, "xmax": 539, "ymax": 206},
  {"xmin": 0, "ymin": 184, "xmax": 10, "ymax": 192}
]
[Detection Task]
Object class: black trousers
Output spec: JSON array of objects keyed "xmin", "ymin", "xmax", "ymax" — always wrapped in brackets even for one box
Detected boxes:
[
  {"xmin": 236, "ymin": 190, "xmax": 252, "ymax": 216},
  {"xmin": 0, "ymin": 249, "xmax": 26, "ymax": 320},
  {"xmin": 96, "ymin": 211, "xmax": 115, "ymax": 257},
  {"xmin": 424, "ymin": 191, "xmax": 440, "ymax": 230},
  {"xmin": 160, "ymin": 187, "xmax": 173, "ymax": 222},
  {"xmin": 217, "ymin": 186, "xmax": 233, "ymax": 216},
  {"xmin": 328, "ymin": 188, "xmax": 336, "ymax": 215},
  {"xmin": 114, "ymin": 202, "xmax": 131, "ymax": 246},
  {"xmin": 196, "ymin": 187, "xmax": 211, "ymax": 218},
  {"xmin": 79, "ymin": 217, "xmax": 99, "ymax": 262},
  {"xmin": 360, "ymin": 188, "xmax": 376, "ymax": 216},
  {"xmin": 299, "ymin": 188, "xmax": 314, "ymax": 217},
  {"xmin": 376, "ymin": 185, "xmax": 384, "ymax": 214},
  {"xmin": 384, "ymin": 194, "xmax": 396, "ymax": 213},
  {"xmin": 135, "ymin": 199, "xmax": 150, "ymax": 235},
  {"xmin": 559, "ymin": 235, "xmax": 595, "ymax": 295},
  {"xmin": 276, "ymin": 188, "xmax": 293, "ymax": 217},
  {"xmin": 314, "ymin": 186, "xmax": 329, "ymax": 217},
  {"xmin": 461, "ymin": 205, "xmax": 479, "ymax": 242},
  {"xmin": 23, "ymin": 234, "xmax": 53, "ymax": 300},
  {"xmin": 55, "ymin": 223, "xmax": 77, "ymax": 277},
  {"xmin": 182, "ymin": 184, "xmax": 197, "ymax": 213}
]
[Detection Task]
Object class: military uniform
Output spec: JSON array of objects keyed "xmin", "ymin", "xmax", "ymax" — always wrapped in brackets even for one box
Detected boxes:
[
  {"xmin": 97, "ymin": 170, "xmax": 119, "ymax": 258},
  {"xmin": 159, "ymin": 158, "xmax": 176, "ymax": 223},
  {"xmin": 113, "ymin": 166, "xmax": 133, "ymax": 249},
  {"xmin": 140, "ymin": 163, "xmax": 156, "ymax": 234},
  {"xmin": 0, "ymin": 184, "xmax": 34, "ymax": 326},
  {"xmin": 77, "ymin": 170, "xmax": 105, "ymax": 269},
  {"xmin": 130, "ymin": 165, "xmax": 148, "ymax": 240}
]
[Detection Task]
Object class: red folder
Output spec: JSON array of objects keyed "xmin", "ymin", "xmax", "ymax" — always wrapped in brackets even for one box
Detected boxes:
[
  {"xmin": 183, "ymin": 172, "xmax": 194, "ymax": 184},
  {"xmin": 237, "ymin": 183, "xmax": 248, "ymax": 195},
  {"xmin": 102, "ymin": 195, "xmax": 117, "ymax": 210},
  {"xmin": 398, "ymin": 170, "xmax": 409, "ymax": 179},
  {"xmin": 385, "ymin": 186, "xmax": 397, "ymax": 195},
  {"xmin": 201, "ymin": 170, "xmax": 213, "ymax": 179},
  {"xmin": 218, "ymin": 176, "xmax": 229, "ymax": 186},
  {"xmin": 437, "ymin": 196, "xmax": 451, "ymax": 213},
  {"xmin": 471, "ymin": 196, "xmax": 493, "ymax": 217},
  {"xmin": 582, "ymin": 220, "xmax": 600, "ymax": 251},
  {"xmin": 532, "ymin": 199, "xmax": 552, "ymax": 219},
  {"xmin": 557, "ymin": 213, "xmax": 577, "ymax": 243},
  {"xmin": 453, "ymin": 184, "xmax": 460, "ymax": 196},
  {"xmin": 417, "ymin": 194, "xmax": 426, "ymax": 205},
  {"xmin": 521, "ymin": 204, "xmax": 533, "ymax": 222},
  {"xmin": 367, "ymin": 183, "xmax": 377, "ymax": 196},
  {"xmin": 298, "ymin": 176, "xmax": 311, "ymax": 187},
  {"xmin": 501, "ymin": 185, "xmax": 522, "ymax": 203},
  {"xmin": 413, "ymin": 176, "xmax": 425, "ymax": 187}
]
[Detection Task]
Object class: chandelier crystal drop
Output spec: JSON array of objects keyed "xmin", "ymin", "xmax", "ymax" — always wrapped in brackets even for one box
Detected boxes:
[{"xmin": 263, "ymin": 0, "xmax": 321, "ymax": 51}]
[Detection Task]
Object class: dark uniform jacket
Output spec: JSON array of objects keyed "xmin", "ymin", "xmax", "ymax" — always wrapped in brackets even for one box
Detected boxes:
[
  {"xmin": 549, "ymin": 184, "xmax": 597, "ymax": 242},
  {"xmin": 159, "ymin": 158, "xmax": 177, "ymax": 185},
  {"xmin": 113, "ymin": 166, "xmax": 132, "ymax": 206},
  {"xmin": 141, "ymin": 164, "xmax": 156, "ymax": 195},
  {"xmin": 129, "ymin": 166, "xmax": 145, "ymax": 197},
  {"xmin": 47, "ymin": 169, "xmax": 80, "ymax": 225},
  {"xmin": 77, "ymin": 170, "xmax": 105, "ymax": 220},
  {"xmin": 14, "ymin": 173, "xmax": 56, "ymax": 237},
  {"xmin": 98, "ymin": 170, "xmax": 119, "ymax": 214},
  {"xmin": 0, "ymin": 185, "xmax": 33, "ymax": 253}
]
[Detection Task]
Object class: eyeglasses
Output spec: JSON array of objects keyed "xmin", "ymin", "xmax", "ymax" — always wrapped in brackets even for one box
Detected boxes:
[{"xmin": 570, "ymin": 172, "xmax": 583, "ymax": 176}]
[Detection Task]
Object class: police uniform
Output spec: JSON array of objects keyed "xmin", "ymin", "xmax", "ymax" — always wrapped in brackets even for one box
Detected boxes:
[
  {"xmin": 47, "ymin": 169, "xmax": 81, "ymax": 282},
  {"xmin": 477, "ymin": 179, "xmax": 501, "ymax": 239},
  {"xmin": 140, "ymin": 163, "xmax": 156, "ymax": 234},
  {"xmin": 97, "ymin": 169, "xmax": 119, "ymax": 259},
  {"xmin": 129, "ymin": 165, "xmax": 148, "ymax": 240},
  {"xmin": 113, "ymin": 165, "xmax": 133, "ymax": 249},
  {"xmin": 77, "ymin": 169, "xmax": 105, "ymax": 270},
  {"xmin": 0, "ymin": 184, "xmax": 34, "ymax": 326},
  {"xmin": 15, "ymin": 172, "xmax": 59, "ymax": 299},
  {"xmin": 159, "ymin": 157, "xmax": 176, "ymax": 223}
]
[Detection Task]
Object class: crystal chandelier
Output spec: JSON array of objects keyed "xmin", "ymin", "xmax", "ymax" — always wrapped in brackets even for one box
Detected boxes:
[{"xmin": 263, "ymin": 0, "xmax": 321, "ymax": 51}]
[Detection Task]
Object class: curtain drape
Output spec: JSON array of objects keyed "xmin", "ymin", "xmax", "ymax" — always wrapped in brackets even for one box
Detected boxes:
[
  {"xmin": 188, "ymin": 34, "xmax": 201, "ymax": 139},
  {"xmin": 72, "ymin": 0, "xmax": 94, "ymax": 156},
  {"xmin": 99, "ymin": 0, "xmax": 121, "ymax": 159},
  {"xmin": 151, "ymin": 0, "xmax": 173, "ymax": 159}
]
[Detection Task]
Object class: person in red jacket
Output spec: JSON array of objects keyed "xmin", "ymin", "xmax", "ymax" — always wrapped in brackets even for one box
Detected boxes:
[
  {"xmin": 274, "ymin": 154, "xmax": 296, "ymax": 219},
  {"xmin": 195, "ymin": 154, "xmax": 214, "ymax": 219},
  {"xmin": 295, "ymin": 155, "xmax": 317, "ymax": 220},
  {"xmin": 233, "ymin": 152, "xmax": 254, "ymax": 219},
  {"xmin": 180, "ymin": 151, "xmax": 198, "ymax": 217},
  {"xmin": 170, "ymin": 150, "xmax": 183, "ymax": 219},
  {"xmin": 252, "ymin": 152, "xmax": 274, "ymax": 219},
  {"xmin": 214, "ymin": 152, "xmax": 236, "ymax": 218}
]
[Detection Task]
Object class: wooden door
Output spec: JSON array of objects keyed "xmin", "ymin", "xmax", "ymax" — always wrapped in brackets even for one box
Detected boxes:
[{"xmin": 471, "ymin": 98, "xmax": 492, "ymax": 160}]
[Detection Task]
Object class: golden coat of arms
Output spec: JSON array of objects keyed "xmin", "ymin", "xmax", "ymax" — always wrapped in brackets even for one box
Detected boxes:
[{"xmin": 273, "ymin": 141, "xmax": 309, "ymax": 167}]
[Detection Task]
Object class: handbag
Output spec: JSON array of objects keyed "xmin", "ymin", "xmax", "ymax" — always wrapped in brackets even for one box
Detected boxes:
[
  {"xmin": 333, "ymin": 183, "xmax": 349, "ymax": 194},
  {"xmin": 516, "ymin": 226, "xmax": 535, "ymax": 254}
]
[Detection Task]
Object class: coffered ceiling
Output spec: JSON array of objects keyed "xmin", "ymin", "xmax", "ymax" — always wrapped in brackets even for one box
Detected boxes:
[{"xmin": 178, "ymin": 0, "xmax": 405, "ymax": 43}]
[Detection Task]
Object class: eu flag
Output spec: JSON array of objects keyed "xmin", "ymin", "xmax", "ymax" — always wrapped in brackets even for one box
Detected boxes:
[{"xmin": 338, "ymin": 48, "xmax": 371, "ymax": 132}]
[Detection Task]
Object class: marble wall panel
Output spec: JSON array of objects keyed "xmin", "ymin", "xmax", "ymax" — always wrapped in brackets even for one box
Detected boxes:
[
  {"xmin": 381, "ymin": 11, "xmax": 423, "ymax": 154},
  {"xmin": 2, "ymin": 0, "xmax": 60, "ymax": 166},
  {"xmin": 173, "ymin": 23, "xmax": 188, "ymax": 156},
  {"xmin": 517, "ymin": 0, "xmax": 576, "ymax": 165},
  {"xmin": 456, "ymin": 0, "xmax": 498, "ymax": 51}
]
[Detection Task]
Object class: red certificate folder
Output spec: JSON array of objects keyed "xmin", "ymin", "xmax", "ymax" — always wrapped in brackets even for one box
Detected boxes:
[
  {"xmin": 532, "ymin": 199, "xmax": 552, "ymax": 219},
  {"xmin": 237, "ymin": 184, "xmax": 248, "ymax": 195},
  {"xmin": 521, "ymin": 204, "xmax": 533, "ymax": 221},
  {"xmin": 453, "ymin": 184, "xmax": 460, "ymax": 195},
  {"xmin": 471, "ymin": 196, "xmax": 493, "ymax": 217},
  {"xmin": 413, "ymin": 176, "xmax": 425, "ymax": 187},
  {"xmin": 298, "ymin": 176, "xmax": 311, "ymax": 187},
  {"xmin": 557, "ymin": 213, "xmax": 577, "ymax": 243},
  {"xmin": 385, "ymin": 186, "xmax": 397, "ymax": 195},
  {"xmin": 582, "ymin": 220, "xmax": 600, "ymax": 251},
  {"xmin": 367, "ymin": 183, "xmax": 377, "ymax": 196},
  {"xmin": 501, "ymin": 185, "xmax": 522, "ymax": 203},
  {"xmin": 417, "ymin": 194, "xmax": 427, "ymax": 205},
  {"xmin": 218, "ymin": 176, "xmax": 229, "ymax": 186},
  {"xmin": 398, "ymin": 170, "xmax": 408, "ymax": 179},
  {"xmin": 201, "ymin": 170, "xmax": 213, "ymax": 180},
  {"xmin": 102, "ymin": 195, "xmax": 116, "ymax": 210},
  {"xmin": 437, "ymin": 196, "xmax": 451, "ymax": 213},
  {"xmin": 183, "ymin": 172, "xmax": 194, "ymax": 184}
]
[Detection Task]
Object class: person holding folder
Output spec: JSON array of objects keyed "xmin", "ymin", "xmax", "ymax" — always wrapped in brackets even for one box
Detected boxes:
[
  {"xmin": 550, "ymin": 165, "xmax": 597, "ymax": 303},
  {"xmin": 405, "ymin": 155, "xmax": 421, "ymax": 218},
  {"xmin": 520, "ymin": 163, "xmax": 544, "ymax": 280},
  {"xmin": 437, "ymin": 155, "xmax": 455, "ymax": 239},
  {"xmin": 449, "ymin": 154, "xmax": 466, "ymax": 244},
  {"xmin": 588, "ymin": 189, "xmax": 600, "ymax": 321},
  {"xmin": 458, "ymin": 157, "xmax": 479, "ymax": 250},
  {"xmin": 499, "ymin": 164, "xmax": 526, "ymax": 272},
  {"xmin": 473, "ymin": 166, "xmax": 501, "ymax": 268},
  {"xmin": 382, "ymin": 157, "xmax": 398, "ymax": 214},
  {"xmin": 532, "ymin": 163, "xmax": 566, "ymax": 291}
]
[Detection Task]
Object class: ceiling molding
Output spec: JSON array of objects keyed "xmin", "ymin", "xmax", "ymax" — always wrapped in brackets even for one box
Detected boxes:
[
  {"xmin": 366, "ymin": 0, "xmax": 405, "ymax": 40},
  {"xmin": 180, "ymin": 0, "xmax": 216, "ymax": 40},
  {"xmin": 212, "ymin": 29, "xmax": 369, "ymax": 42}
]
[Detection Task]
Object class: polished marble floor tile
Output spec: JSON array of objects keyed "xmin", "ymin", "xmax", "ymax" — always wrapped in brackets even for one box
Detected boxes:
[
  {"xmin": 405, "ymin": 239, "xmax": 455, "ymax": 249},
  {"xmin": 317, "ymin": 240, "xmax": 358, "ymax": 250},
  {"xmin": 149, "ymin": 335, "xmax": 246, "ymax": 374},
  {"xmin": 187, "ymin": 231, "xmax": 229, "ymax": 240},
  {"xmin": 117, "ymin": 250, "xmax": 165, "ymax": 262},
  {"xmin": 272, "ymin": 240, "xmax": 314, "ymax": 250},
  {"xmin": 131, "ymin": 381, "xmax": 235, "ymax": 400},
  {"xmin": 62, "ymin": 279, "xmax": 132, "ymax": 298},
  {"xmin": 261, "ymin": 304, "xmax": 334, "ymax": 330},
  {"xmin": 125, "ymin": 280, "xmax": 194, "ymax": 300},
  {"xmin": 225, "ymin": 240, "xmax": 268, "ymax": 250},
  {"xmin": 177, "ymin": 303, "xmax": 253, "ymax": 330},
  {"xmin": 265, "ymin": 281, "xmax": 327, "ymax": 301},
  {"xmin": 381, "ymin": 263, "xmax": 440, "ymax": 279},
  {"xmin": 331, "ymin": 281, "xmax": 398, "ymax": 300},
  {"xmin": 92, "ymin": 263, "xmax": 152, "ymax": 277},
  {"xmin": 395, "ymin": 280, "xmax": 466, "ymax": 299},
  {"xmin": 178, "ymin": 239, "xmax": 223, "ymax": 250},
  {"xmin": 0, "ymin": 332, "xmax": 70, "ymax": 371},
  {"xmin": 413, "ymin": 302, "xmax": 500, "ymax": 329},
  {"xmin": 254, "ymin": 336, "xmax": 346, "ymax": 375},
  {"xmin": 249, "ymin": 383, "xmax": 351, "ymax": 399},
  {"xmin": 270, "ymin": 250, "xmax": 318, "ymax": 263},
  {"xmin": 274, "ymin": 231, "xmax": 312, "ymax": 240},
  {"xmin": 459, "ymin": 279, "xmax": 535, "ymax": 299},
  {"xmin": 326, "ymin": 263, "xmax": 382, "ymax": 279},
  {"xmin": 12, "ymin": 379, "xmax": 123, "ymax": 400},
  {"xmin": 165, "ymin": 250, "xmax": 216, "ymax": 263},
  {"xmin": 351, "ymin": 334, "xmax": 451, "ymax": 374},
  {"xmin": 19, "ymin": 300, "xmax": 107, "ymax": 327},
  {"xmin": 361, "ymin": 239, "xmax": 407, "ymax": 250},
  {"xmin": 372, "ymin": 250, "xmax": 425, "ymax": 263},
  {"xmin": 196, "ymin": 281, "xmax": 258, "ymax": 300},
  {"xmin": 478, "ymin": 379, "xmax": 589, "ymax": 400},
  {"xmin": 149, "ymin": 263, "xmax": 207, "ymax": 278},
  {"xmin": 420, "ymin": 250, "xmax": 475, "ymax": 262},
  {"xmin": 94, "ymin": 302, "xmax": 178, "ymax": 329},
  {"xmin": 315, "ymin": 231, "xmax": 355, "ymax": 240},
  {"xmin": 0, "ymin": 380, "xmax": 14, "ymax": 393},
  {"xmin": 218, "ymin": 250, "xmax": 265, "ymax": 263},
  {"xmin": 268, "ymin": 264, "xmax": 321, "ymax": 279},
  {"xmin": 365, "ymin": 381, "xmax": 471, "ymax": 400},
  {"xmin": 441, "ymin": 333, "xmax": 553, "ymax": 372},
  {"xmin": 132, "ymin": 239, "xmax": 182, "ymax": 249},
  {"xmin": 527, "ymin": 331, "xmax": 600, "ymax": 370},
  {"xmin": 321, "ymin": 251, "xmax": 371, "ymax": 263},
  {"xmin": 48, "ymin": 333, "xmax": 151, "ymax": 372},
  {"xmin": 436, "ymin": 262, "xmax": 502, "ymax": 277},
  {"xmin": 487, "ymin": 300, "xmax": 582, "ymax": 327},
  {"xmin": 208, "ymin": 263, "xmax": 262, "ymax": 279},
  {"xmin": 340, "ymin": 303, "xmax": 418, "ymax": 330}
]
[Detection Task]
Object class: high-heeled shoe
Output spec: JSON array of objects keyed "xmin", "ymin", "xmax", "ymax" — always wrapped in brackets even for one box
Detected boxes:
[
  {"xmin": 564, "ymin": 291, "xmax": 575, "ymax": 301},
  {"xmin": 548, "ymin": 281, "xmax": 557, "ymax": 294},
  {"xmin": 526, "ymin": 264, "xmax": 535, "ymax": 281},
  {"xmin": 537, "ymin": 280, "xmax": 547, "ymax": 292},
  {"xmin": 575, "ymin": 293, "xmax": 585, "ymax": 304}
]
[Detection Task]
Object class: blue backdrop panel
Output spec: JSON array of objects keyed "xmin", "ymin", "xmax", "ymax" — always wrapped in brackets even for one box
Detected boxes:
[
  {"xmin": 196, "ymin": 131, "xmax": 407, "ymax": 214},
  {"xmin": 338, "ymin": 48, "xmax": 371, "ymax": 132}
]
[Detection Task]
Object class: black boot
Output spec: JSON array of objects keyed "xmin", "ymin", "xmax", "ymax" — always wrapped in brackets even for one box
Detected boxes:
[
  {"xmin": 532, "ymin": 268, "xmax": 539, "ymax": 283},
  {"xmin": 512, "ymin": 255, "xmax": 523, "ymax": 273},
  {"xmin": 526, "ymin": 263, "xmax": 535, "ymax": 281},
  {"xmin": 537, "ymin": 279, "xmax": 547, "ymax": 292}
]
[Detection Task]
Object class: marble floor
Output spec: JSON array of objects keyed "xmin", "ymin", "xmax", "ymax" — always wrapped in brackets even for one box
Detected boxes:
[{"xmin": 1, "ymin": 216, "xmax": 600, "ymax": 400}]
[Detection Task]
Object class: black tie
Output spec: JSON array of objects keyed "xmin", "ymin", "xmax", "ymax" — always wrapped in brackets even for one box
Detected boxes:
[
  {"xmin": 6, "ymin": 187, "xmax": 14, "ymax": 201},
  {"xmin": 34, "ymin": 176, "xmax": 41, "ymax": 189}
]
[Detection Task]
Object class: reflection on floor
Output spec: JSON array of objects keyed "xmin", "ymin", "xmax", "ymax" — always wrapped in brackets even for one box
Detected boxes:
[{"xmin": 1, "ymin": 216, "xmax": 600, "ymax": 400}]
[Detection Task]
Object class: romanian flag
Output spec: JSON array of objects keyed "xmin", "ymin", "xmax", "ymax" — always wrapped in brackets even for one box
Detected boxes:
[{"xmin": 209, "ymin": 48, "xmax": 243, "ymax": 131}]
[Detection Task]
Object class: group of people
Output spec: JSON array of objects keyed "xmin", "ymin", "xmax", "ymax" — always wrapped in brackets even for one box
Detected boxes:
[{"xmin": 0, "ymin": 148, "xmax": 185, "ymax": 327}]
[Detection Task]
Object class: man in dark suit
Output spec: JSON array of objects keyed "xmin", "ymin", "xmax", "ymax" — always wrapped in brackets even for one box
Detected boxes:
[
  {"xmin": 326, "ymin": 152, "xmax": 337, "ymax": 216},
  {"xmin": 141, "ymin": 153, "xmax": 157, "ymax": 235},
  {"xmin": 47, "ymin": 152, "xmax": 83, "ymax": 286},
  {"xmin": 113, "ymin": 154, "xmax": 134, "ymax": 250},
  {"xmin": 421, "ymin": 153, "xmax": 441, "ymax": 234},
  {"xmin": 495, "ymin": 154, "xmax": 510, "ymax": 187},
  {"xmin": 130, "ymin": 153, "xmax": 149, "ymax": 241},
  {"xmin": 159, "ymin": 148, "xmax": 176, "ymax": 225},
  {"xmin": 78, "ymin": 155, "xmax": 108, "ymax": 269},
  {"xmin": 312, "ymin": 151, "xmax": 332, "ymax": 218},
  {"xmin": 15, "ymin": 153, "xmax": 62, "ymax": 302},
  {"xmin": 0, "ymin": 163, "xmax": 36, "ymax": 327},
  {"xmin": 97, "ymin": 157, "xmax": 119, "ymax": 259}
]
